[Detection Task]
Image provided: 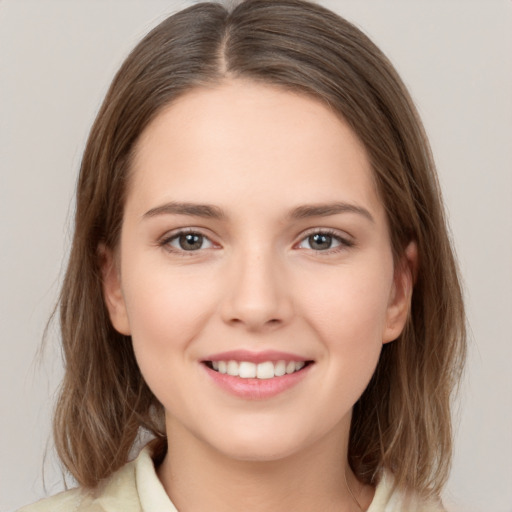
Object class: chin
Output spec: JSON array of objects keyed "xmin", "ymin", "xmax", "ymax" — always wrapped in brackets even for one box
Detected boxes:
[
  {"xmin": 217, "ymin": 438, "xmax": 305, "ymax": 463},
  {"xmin": 202, "ymin": 420, "xmax": 323, "ymax": 464}
]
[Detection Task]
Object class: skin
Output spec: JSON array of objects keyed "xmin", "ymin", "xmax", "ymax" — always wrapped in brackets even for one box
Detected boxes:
[{"xmin": 102, "ymin": 79, "xmax": 416, "ymax": 512}]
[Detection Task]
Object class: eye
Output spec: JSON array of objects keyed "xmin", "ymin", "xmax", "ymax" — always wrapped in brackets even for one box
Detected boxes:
[
  {"xmin": 297, "ymin": 230, "xmax": 352, "ymax": 252},
  {"xmin": 165, "ymin": 231, "xmax": 214, "ymax": 252}
]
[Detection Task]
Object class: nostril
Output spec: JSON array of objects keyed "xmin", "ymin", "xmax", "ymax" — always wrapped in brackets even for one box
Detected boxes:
[{"xmin": 227, "ymin": 317, "xmax": 282, "ymax": 327}]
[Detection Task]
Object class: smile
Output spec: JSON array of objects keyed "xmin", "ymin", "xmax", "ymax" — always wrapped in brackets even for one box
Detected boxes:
[
  {"xmin": 201, "ymin": 351, "xmax": 314, "ymax": 400},
  {"xmin": 205, "ymin": 360, "xmax": 307, "ymax": 379}
]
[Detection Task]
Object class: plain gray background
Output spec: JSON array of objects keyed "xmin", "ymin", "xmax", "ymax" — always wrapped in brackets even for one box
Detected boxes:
[{"xmin": 1, "ymin": 1, "xmax": 511, "ymax": 511}]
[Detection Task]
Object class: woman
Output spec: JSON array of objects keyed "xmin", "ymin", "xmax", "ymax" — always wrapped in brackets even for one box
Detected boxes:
[{"xmin": 19, "ymin": 1, "xmax": 466, "ymax": 510}]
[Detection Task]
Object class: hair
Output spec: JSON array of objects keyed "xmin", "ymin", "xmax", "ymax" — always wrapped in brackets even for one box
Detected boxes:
[{"xmin": 53, "ymin": 0, "xmax": 466, "ymax": 501}]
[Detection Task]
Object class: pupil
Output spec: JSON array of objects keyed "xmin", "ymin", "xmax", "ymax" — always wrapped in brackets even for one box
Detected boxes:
[
  {"xmin": 179, "ymin": 233, "xmax": 202, "ymax": 250},
  {"xmin": 310, "ymin": 233, "xmax": 331, "ymax": 250}
]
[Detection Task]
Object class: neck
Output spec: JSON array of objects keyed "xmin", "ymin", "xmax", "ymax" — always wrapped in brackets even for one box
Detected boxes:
[{"xmin": 156, "ymin": 419, "xmax": 373, "ymax": 512}]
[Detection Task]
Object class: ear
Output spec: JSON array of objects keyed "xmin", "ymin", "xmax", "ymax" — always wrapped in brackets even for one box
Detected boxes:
[
  {"xmin": 98, "ymin": 243, "xmax": 131, "ymax": 335},
  {"xmin": 382, "ymin": 241, "xmax": 418, "ymax": 344}
]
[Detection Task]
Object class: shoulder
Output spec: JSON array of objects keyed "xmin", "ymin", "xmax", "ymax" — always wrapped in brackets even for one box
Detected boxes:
[
  {"xmin": 17, "ymin": 487, "xmax": 89, "ymax": 512},
  {"xmin": 369, "ymin": 472, "xmax": 446, "ymax": 512},
  {"xmin": 17, "ymin": 455, "xmax": 141, "ymax": 512}
]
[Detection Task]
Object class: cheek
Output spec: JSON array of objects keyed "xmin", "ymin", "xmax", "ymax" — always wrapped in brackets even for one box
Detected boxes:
[
  {"xmin": 295, "ymin": 255, "xmax": 394, "ymax": 394},
  {"xmin": 121, "ymin": 264, "xmax": 219, "ymax": 364},
  {"xmin": 299, "ymin": 261, "xmax": 393, "ymax": 344},
  {"xmin": 121, "ymin": 266, "xmax": 222, "ymax": 415}
]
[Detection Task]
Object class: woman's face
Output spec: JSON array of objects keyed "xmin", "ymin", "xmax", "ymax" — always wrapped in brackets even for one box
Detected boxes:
[{"xmin": 103, "ymin": 79, "xmax": 413, "ymax": 462}]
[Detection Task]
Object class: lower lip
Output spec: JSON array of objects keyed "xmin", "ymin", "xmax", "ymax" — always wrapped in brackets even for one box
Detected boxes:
[{"xmin": 203, "ymin": 363, "xmax": 313, "ymax": 400}]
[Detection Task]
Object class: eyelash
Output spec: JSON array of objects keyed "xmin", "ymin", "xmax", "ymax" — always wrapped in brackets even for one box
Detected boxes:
[
  {"xmin": 159, "ymin": 228, "xmax": 216, "ymax": 255},
  {"xmin": 296, "ymin": 228, "xmax": 354, "ymax": 254},
  {"xmin": 158, "ymin": 228, "xmax": 354, "ymax": 255}
]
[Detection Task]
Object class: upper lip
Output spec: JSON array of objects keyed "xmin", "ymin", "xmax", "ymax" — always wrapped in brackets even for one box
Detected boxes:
[{"xmin": 203, "ymin": 350, "xmax": 311, "ymax": 364}]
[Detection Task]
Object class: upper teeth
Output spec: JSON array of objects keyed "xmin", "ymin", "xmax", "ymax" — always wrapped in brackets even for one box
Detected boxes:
[{"xmin": 211, "ymin": 360, "xmax": 305, "ymax": 379}]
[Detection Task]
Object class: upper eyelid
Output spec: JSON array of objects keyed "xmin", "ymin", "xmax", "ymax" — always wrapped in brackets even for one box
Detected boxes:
[
  {"xmin": 296, "ymin": 227, "xmax": 353, "ymax": 242},
  {"xmin": 158, "ymin": 228, "xmax": 218, "ymax": 250},
  {"xmin": 160, "ymin": 227, "xmax": 215, "ymax": 241}
]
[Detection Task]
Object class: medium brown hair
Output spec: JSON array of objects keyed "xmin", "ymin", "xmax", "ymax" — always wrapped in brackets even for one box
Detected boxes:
[{"xmin": 54, "ymin": 0, "xmax": 466, "ymax": 500}]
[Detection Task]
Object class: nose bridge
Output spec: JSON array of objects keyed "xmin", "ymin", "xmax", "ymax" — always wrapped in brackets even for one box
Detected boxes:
[{"xmin": 220, "ymin": 241, "xmax": 292, "ymax": 330}]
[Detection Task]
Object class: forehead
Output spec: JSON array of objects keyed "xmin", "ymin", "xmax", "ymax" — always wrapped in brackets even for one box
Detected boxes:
[{"xmin": 128, "ymin": 79, "xmax": 383, "ymax": 219}]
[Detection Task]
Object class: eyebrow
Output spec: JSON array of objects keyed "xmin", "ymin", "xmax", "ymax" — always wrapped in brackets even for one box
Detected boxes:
[
  {"xmin": 143, "ymin": 202, "xmax": 226, "ymax": 220},
  {"xmin": 289, "ymin": 202, "xmax": 375, "ymax": 223},
  {"xmin": 142, "ymin": 200, "xmax": 374, "ymax": 223}
]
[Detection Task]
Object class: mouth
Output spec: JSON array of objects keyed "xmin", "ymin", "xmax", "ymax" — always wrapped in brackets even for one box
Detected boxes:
[
  {"xmin": 201, "ymin": 350, "xmax": 315, "ymax": 399},
  {"xmin": 203, "ymin": 359, "xmax": 314, "ymax": 379}
]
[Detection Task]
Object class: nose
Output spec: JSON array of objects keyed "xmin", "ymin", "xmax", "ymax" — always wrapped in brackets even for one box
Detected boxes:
[{"xmin": 219, "ymin": 247, "xmax": 294, "ymax": 332}]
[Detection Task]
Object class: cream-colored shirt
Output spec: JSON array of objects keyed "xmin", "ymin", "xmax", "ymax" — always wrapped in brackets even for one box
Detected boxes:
[{"xmin": 18, "ymin": 447, "xmax": 444, "ymax": 512}]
